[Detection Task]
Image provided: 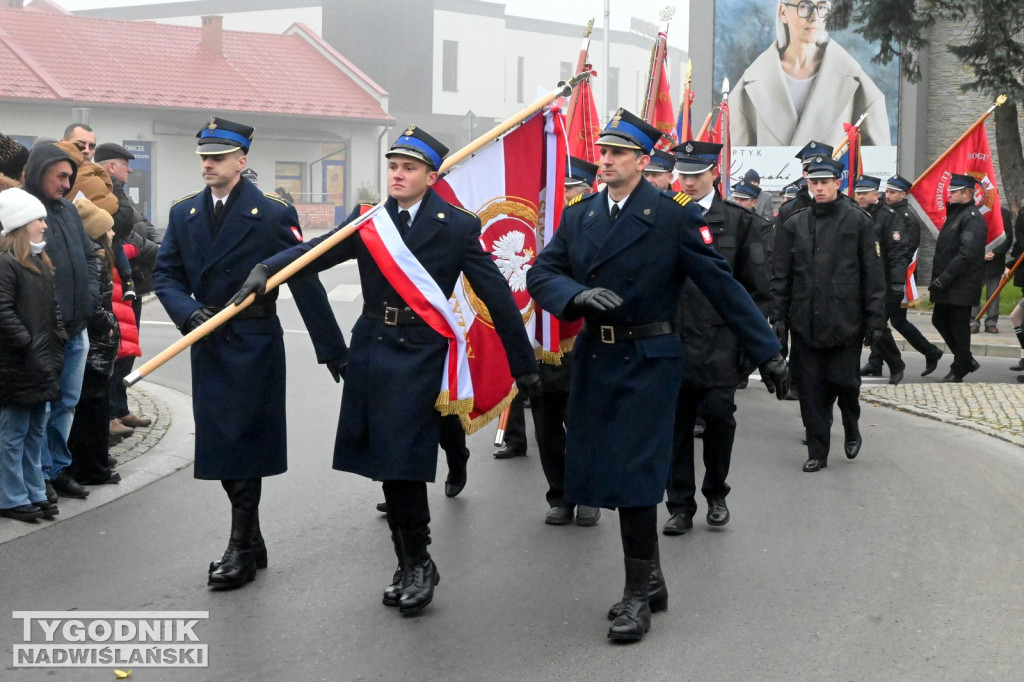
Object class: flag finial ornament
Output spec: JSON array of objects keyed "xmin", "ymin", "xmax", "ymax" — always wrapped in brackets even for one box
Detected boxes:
[
  {"xmin": 583, "ymin": 17, "xmax": 594, "ymax": 38},
  {"xmin": 660, "ymin": 6, "xmax": 676, "ymax": 22}
]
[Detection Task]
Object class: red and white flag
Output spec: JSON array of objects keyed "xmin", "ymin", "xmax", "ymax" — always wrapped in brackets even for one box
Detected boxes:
[
  {"xmin": 909, "ymin": 120, "xmax": 1005, "ymax": 246},
  {"xmin": 433, "ymin": 108, "xmax": 566, "ymax": 433}
]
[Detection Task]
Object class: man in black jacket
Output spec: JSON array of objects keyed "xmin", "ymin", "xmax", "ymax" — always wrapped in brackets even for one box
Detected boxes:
[
  {"xmin": 663, "ymin": 140, "xmax": 772, "ymax": 534},
  {"xmin": 854, "ymin": 176, "xmax": 908, "ymax": 384},
  {"xmin": 23, "ymin": 143, "xmax": 101, "ymax": 499},
  {"xmin": 772, "ymin": 156, "xmax": 886, "ymax": 472},
  {"xmin": 970, "ymin": 204, "xmax": 1011, "ymax": 333},
  {"xmin": 929, "ymin": 174, "xmax": 988, "ymax": 382}
]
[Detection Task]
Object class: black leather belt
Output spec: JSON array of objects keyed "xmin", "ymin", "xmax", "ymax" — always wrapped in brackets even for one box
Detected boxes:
[
  {"xmin": 593, "ymin": 321, "xmax": 673, "ymax": 344},
  {"xmin": 233, "ymin": 300, "xmax": 276, "ymax": 320},
  {"xmin": 362, "ymin": 303, "xmax": 427, "ymax": 326}
]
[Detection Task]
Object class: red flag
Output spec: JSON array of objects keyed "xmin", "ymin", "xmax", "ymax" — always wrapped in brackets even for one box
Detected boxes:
[
  {"xmin": 839, "ymin": 121, "xmax": 862, "ymax": 195},
  {"xmin": 432, "ymin": 109, "xmax": 566, "ymax": 432},
  {"xmin": 909, "ymin": 120, "xmax": 1004, "ymax": 245},
  {"xmin": 567, "ymin": 67, "xmax": 600, "ymax": 165},
  {"xmin": 651, "ymin": 60, "xmax": 677, "ymax": 150}
]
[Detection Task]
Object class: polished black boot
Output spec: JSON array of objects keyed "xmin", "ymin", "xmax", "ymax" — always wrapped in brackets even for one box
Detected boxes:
[
  {"xmin": 607, "ymin": 545, "xmax": 667, "ymax": 620},
  {"xmin": 208, "ymin": 508, "xmax": 257, "ymax": 590},
  {"xmin": 210, "ymin": 508, "xmax": 267, "ymax": 572},
  {"xmin": 397, "ymin": 526, "xmax": 440, "ymax": 614},
  {"xmin": 382, "ymin": 532, "xmax": 404, "ymax": 607},
  {"xmin": 607, "ymin": 557, "xmax": 652, "ymax": 642}
]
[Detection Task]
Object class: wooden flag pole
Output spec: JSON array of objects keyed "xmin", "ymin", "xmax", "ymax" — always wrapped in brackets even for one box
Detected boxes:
[
  {"xmin": 125, "ymin": 73, "xmax": 591, "ymax": 387},
  {"xmin": 976, "ymin": 248, "xmax": 1024, "ymax": 321}
]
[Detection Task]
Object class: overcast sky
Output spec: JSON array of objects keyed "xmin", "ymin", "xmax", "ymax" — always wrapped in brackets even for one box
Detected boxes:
[{"xmin": 55, "ymin": 0, "xmax": 689, "ymax": 49}]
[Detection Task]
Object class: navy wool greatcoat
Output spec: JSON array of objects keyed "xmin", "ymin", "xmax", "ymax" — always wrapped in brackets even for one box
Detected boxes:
[
  {"xmin": 526, "ymin": 181, "xmax": 781, "ymax": 508},
  {"xmin": 262, "ymin": 189, "xmax": 537, "ymax": 482},
  {"xmin": 154, "ymin": 178, "xmax": 346, "ymax": 480}
]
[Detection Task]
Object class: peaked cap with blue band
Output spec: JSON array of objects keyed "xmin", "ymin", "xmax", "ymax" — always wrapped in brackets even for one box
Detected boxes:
[
  {"xmin": 386, "ymin": 125, "xmax": 449, "ymax": 171},
  {"xmin": 732, "ymin": 181, "xmax": 761, "ymax": 199},
  {"xmin": 795, "ymin": 140, "xmax": 834, "ymax": 166},
  {"xmin": 854, "ymin": 175, "xmax": 881, "ymax": 192},
  {"xmin": 596, "ymin": 108, "xmax": 660, "ymax": 154},
  {"xmin": 196, "ymin": 117, "xmax": 254, "ymax": 155},
  {"xmin": 783, "ymin": 182, "xmax": 801, "ymax": 198},
  {"xmin": 645, "ymin": 149, "xmax": 676, "ymax": 173},
  {"xmin": 566, "ymin": 156, "xmax": 599, "ymax": 186},
  {"xmin": 949, "ymin": 173, "xmax": 979, "ymax": 191},
  {"xmin": 886, "ymin": 174, "xmax": 912, "ymax": 193},
  {"xmin": 672, "ymin": 140, "xmax": 722, "ymax": 174},
  {"xmin": 805, "ymin": 156, "xmax": 844, "ymax": 179}
]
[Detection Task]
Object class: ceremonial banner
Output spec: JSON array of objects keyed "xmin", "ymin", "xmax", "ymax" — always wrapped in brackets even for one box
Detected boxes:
[
  {"xmin": 433, "ymin": 109, "xmax": 564, "ymax": 432},
  {"xmin": 650, "ymin": 57, "xmax": 677, "ymax": 150},
  {"xmin": 909, "ymin": 120, "xmax": 1005, "ymax": 245},
  {"xmin": 836, "ymin": 121, "xmax": 862, "ymax": 194},
  {"xmin": 567, "ymin": 70, "xmax": 600, "ymax": 165}
]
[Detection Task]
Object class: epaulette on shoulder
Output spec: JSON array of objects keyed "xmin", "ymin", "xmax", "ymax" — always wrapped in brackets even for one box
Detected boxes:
[
  {"xmin": 671, "ymin": 192, "xmax": 691, "ymax": 207},
  {"xmin": 263, "ymin": 192, "xmax": 289, "ymax": 206},
  {"xmin": 453, "ymin": 204, "xmax": 478, "ymax": 219},
  {"xmin": 567, "ymin": 193, "xmax": 585, "ymax": 207},
  {"xmin": 171, "ymin": 191, "xmax": 200, "ymax": 207}
]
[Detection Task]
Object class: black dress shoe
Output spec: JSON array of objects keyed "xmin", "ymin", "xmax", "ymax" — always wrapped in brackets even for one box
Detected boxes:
[
  {"xmin": 941, "ymin": 371, "xmax": 963, "ymax": 383},
  {"xmin": 922, "ymin": 350, "xmax": 943, "ymax": 376},
  {"xmin": 33, "ymin": 500, "xmax": 59, "ymax": 518},
  {"xmin": 51, "ymin": 470, "xmax": 89, "ymax": 499},
  {"xmin": 0, "ymin": 504, "xmax": 44, "ymax": 522},
  {"xmin": 492, "ymin": 443, "xmax": 526, "ymax": 459},
  {"xmin": 444, "ymin": 461, "xmax": 467, "ymax": 498},
  {"xmin": 844, "ymin": 436, "xmax": 862, "ymax": 459},
  {"xmin": 888, "ymin": 369, "xmax": 904, "ymax": 385},
  {"xmin": 802, "ymin": 458, "xmax": 827, "ymax": 472},
  {"xmin": 1010, "ymin": 359, "xmax": 1024, "ymax": 371},
  {"xmin": 545, "ymin": 505, "xmax": 573, "ymax": 525},
  {"xmin": 575, "ymin": 506, "xmax": 601, "ymax": 526},
  {"xmin": 376, "ymin": 502, "xmax": 388, "ymax": 514},
  {"xmin": 967, "ymin": 358, "xmax": 981, "ymax": 374},
  {"xmin": 706, "ymin": 498, "xmax": 730, "ymax": 526},
  {"xmin": 860, "ymin": 364, "xmax": 882, "ymax": 376},
  {"xmin": 44, "ymin": 479, "xmax": 57, "ymax": 504},
  {"xmin": 662, "ymin": 513, "xmax": 693, "ymax": 535}
]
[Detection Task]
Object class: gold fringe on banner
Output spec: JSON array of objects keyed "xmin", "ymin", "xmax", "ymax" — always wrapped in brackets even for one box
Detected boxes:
[
  {"xmin": 434, "ymin": 391, "xmax": 473, "ymax": 417},
  {"xmin": 535, "ymin": 335, "xmax": 578, "ymax": 366},
  {"xmin": 459, "ymin": 386, "xmax": 519, "ymax": 435}
]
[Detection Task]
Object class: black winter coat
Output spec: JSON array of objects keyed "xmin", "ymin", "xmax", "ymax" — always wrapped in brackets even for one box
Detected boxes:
[
  {"xmin": 0, "ymin": 252, "xmax": 67, "ymax": 406},
  {"xmin": 84, "ymin": 244, "xmax": 119, "ymax": 377},
  {"xmin": 677, "ymin": 195, "xmax": 771, "ymax": 387},
  {"xmin": 930, "ymin": 201, "xmax": 987, "ymax": 307},
  {"xmin": 772, "ymin": 197, "xmax": 886, "ymax": 348},
  {"xmin": 867, "ymin": 201, "xmax": 913, "ymax": 290}
]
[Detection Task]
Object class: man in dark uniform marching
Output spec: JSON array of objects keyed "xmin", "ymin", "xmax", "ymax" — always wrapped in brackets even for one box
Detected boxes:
[
  {"xmin": 854, "ymin": 175, "xmax": 909, "ymax": 385},
  {"xmin": 771, "ymin": 157, "xmax": 886, "ymax": 473},
  {"xmin": 234, "ymin": 126, "xmax": 539, "ymax": 614},
  {"xmin": 662, "ymin": 140, "xmax": 772, "ymax": 535},
  {"xmin": 153, "ymin": 118, "xmax": 347, "ymax": 589},
  {"xmin": 882, "ymin": 174, "xmax": 944, "ymax": 375},
  {"xmin": 929, "ymin": 173, "xmax": 988, "ymax": 382},
  {"xmin": 527, "ymin": 109, "xmax": 790, "ymax": 643}
]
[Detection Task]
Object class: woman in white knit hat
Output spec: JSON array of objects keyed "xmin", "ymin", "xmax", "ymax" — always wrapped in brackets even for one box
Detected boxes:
[{"xmin": 0, "ymin": 187, "xmax": 66, "ymax": 522}]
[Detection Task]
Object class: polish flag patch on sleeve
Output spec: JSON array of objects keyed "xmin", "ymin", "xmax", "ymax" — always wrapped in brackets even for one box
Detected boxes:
[
  {"xmin": 290, "ymin": 225, "xmax": 303, "ymax": 242},
  {"xmin": 699, "ymin": 225, "xmax": 713, "ymax": 244}
]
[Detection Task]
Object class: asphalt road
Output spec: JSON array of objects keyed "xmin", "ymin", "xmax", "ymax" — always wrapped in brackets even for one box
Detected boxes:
[{"xmin": 3, "ymin": 261, "xmax": 1024, "ymax": 680}]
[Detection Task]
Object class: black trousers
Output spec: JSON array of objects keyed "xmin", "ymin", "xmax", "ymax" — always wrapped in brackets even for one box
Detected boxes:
[
  {"xmin": 869, "ymin": 292, "xmax": 936, "ymax": 366},
  {"xmin": 533, "ymin": 385, "xmax": 570, "ymax": 508},
  {"xmin": 932, "ymin": 303, "xmax": 975, "ymax": 375},
  {"xmin": 68, "ymin": 368, "xmax": 114, "ymax": 484},
  {"xmin": 382, "ymin": 480, "xmax": 430, "ymax": 531},
  {"xmin": 793, "ymin": 340, "xmax": 862, "ymax": 462},
  {"xmin": 221, "ymin": 477, "xmax": 262, "ymax": 512},
  {"xmin": 501, "ymin": 394, "xmax": 528, "ymax": 452},
  {"xmin": 666, "ymin": 386, "xmax": 735, "ymax": 517},
  {"xmin": 439, "ymin": 415, "xmax": 468, "ymax": 472}
]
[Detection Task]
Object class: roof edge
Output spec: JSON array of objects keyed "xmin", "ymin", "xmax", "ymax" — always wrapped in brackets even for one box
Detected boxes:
[{"xmin": 284, "ymin": 22, "xmax": 389, "ymax": 100}]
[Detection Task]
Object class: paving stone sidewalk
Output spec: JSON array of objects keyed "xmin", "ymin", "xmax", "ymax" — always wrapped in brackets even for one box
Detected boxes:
[{"xmin": 110, "ymin": 385, "xmax": 172, "ymax": 465}]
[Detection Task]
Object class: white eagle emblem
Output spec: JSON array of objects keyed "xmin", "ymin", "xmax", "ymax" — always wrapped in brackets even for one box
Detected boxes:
[{"xmin": 493, "ymin": 231, "xmax": 533, "ymax": 292}]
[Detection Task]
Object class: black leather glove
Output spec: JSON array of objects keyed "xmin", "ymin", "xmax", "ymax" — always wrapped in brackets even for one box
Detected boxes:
[
  {"xmin": 229, "ymin": 264, "xmax": 269, "ymax": 306},
  {"xmin": 515, "ymin": 372, "xmax": 543, "ymax": 403},
  {"xmin": 572, "ymin": 287, "xmax": 623, "ymax": 313},
  {"xmin": 864, "ymin": 328, "xmax": 885, "ymax": 347},
  {"xmin": 183, "ymin": 306, "xmax": 216, "ymax": 335},
  {"xmin": 758, "ymin": 352, "xmax": 791, "ymax": 400},
  {"xmin": 771, "ymin": 320, "xmax": 787, "ymax": 345},
  {"xmin": 326, "ymin": 358, "xmax": 347, "ymax": 383}
]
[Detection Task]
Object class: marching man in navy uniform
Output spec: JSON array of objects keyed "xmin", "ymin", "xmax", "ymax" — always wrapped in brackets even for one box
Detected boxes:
[
  {"xmin": 154, "ymin": 118, "xmax": 347, "ymax": 589},
  {"xmin": 233, "ymin": 126, "xmax": 539, "ymax": 614},
  {"xmin": 662, "ymin": 140, "xmax": 772, "ymax": 536},
  {"xmin": 527, "ymin": 109, "xmax": 790, "ymax": 643}
]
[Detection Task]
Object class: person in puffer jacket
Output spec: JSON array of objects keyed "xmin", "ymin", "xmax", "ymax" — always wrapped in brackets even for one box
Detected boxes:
[
  {"xmin": 67, "ymin": 198, "xmax": 121, "ymax": 486},
  {"xmin": 0, "ymin": 187, "xmax": 66, "ymax": 522},
  {"xmin": 109, "ymin": 241, "xmax": 143, "ymax": 439}
]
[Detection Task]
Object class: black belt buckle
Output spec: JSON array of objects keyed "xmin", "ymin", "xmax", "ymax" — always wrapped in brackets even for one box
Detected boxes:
[
  {"xmin": 384, "ymin": 306, "xmax": 400, "ymax": 326},
  {"xmin": 600, "ymin": 325, "xmax": 615, "ymax": 344}
]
